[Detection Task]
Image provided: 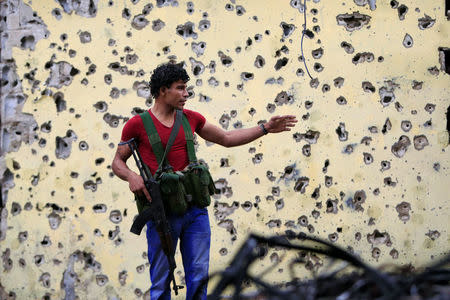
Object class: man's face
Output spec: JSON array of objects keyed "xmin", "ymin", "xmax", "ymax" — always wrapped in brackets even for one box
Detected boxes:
[{"xmin": 161, "ymin": 80, "xmax": 189, "ymax": 110}]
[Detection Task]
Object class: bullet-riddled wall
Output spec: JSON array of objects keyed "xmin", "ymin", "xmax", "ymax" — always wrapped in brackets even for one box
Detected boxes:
[{"xmin": 1, "ymin": 0, "xmax": 449, "ymax": 298}]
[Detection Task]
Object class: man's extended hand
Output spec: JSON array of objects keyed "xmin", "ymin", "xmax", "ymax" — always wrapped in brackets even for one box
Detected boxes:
[
  {"xmin": 128, "ymin": 172, "xmax": 152, "ymax": 202},
  {"xmin": 265, "ymin": 115, "xmax": 298, "ymax": 133}
]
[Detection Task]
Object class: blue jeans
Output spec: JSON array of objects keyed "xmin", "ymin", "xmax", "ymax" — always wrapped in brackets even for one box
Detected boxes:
[{"xmin": 146, "ymin": 206, "xmax": 211, "ymax": 300}]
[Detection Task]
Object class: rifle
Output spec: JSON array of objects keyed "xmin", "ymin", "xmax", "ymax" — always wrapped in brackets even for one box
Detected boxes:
[{"xmin": 119, "ymin": 138, "xmax": 183, "ymax": 295}]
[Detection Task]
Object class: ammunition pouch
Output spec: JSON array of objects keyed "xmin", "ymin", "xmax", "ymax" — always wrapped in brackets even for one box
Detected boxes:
[
  {"xmin": 183, "ymin": 164, "xmax": 216, "ymax": 208},
  {"xmin": 158, "ymin": 170, "xmax": 189, "ymax": 215}
]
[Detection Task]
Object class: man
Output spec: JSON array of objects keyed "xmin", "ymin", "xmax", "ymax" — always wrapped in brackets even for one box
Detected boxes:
[{"xmin": 111, "ymin": 62, "xmax": 297, "ymax": 299}]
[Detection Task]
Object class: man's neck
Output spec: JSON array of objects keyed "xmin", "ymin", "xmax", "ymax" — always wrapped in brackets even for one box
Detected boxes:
[{"xmin": 151, "ymin": 100, "xmax": 175, "ymax": 122}]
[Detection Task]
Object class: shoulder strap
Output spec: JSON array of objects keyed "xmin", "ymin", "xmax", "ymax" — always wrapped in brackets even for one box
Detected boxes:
[
  {"xmin": 158, "ymin": 110, "xmax": 183, "ymax": 172},
  {"xmin": 140, "ymin": 111, "xmax": 164, "ymax": 167},
  {"xmin": 181, "ymin": 113, "xmax": 198, "ymax": 164}
]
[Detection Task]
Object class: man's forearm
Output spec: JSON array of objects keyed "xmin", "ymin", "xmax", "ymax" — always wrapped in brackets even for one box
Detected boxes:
[
  {"xmin": 112, "ymin": 156, "xmax": 135, "ymax": 182},
  {"xmin": 224, "ymin": 125, "xmax": 265, "ymax": 147}
]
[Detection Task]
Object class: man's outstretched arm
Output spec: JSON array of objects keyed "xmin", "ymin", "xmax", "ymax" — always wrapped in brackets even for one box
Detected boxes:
[{"xmin": 197, "ymin": 115, "xmax": 297, "ymax": 147}]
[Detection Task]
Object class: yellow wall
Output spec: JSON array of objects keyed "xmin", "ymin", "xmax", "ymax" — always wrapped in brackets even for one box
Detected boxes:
[{"xmin": 1, "ymin": 0, "xmax": 449, "ymax": 298}]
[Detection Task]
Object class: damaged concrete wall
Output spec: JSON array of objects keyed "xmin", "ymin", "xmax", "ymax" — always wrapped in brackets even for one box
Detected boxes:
[{"xmin": 0, "ymin": 0, "xmax": 449, "ymax": 298}]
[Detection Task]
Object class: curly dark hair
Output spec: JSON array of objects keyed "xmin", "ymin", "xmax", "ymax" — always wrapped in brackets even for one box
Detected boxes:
[{"xmin": 149, "ymin": 62, "xmax": 190, "ymax": 99}]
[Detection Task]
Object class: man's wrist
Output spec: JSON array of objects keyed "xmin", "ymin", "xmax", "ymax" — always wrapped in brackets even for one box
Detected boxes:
[{"xmin": 259, "ymin": 123, "xmax": 269, "ymax": 135}]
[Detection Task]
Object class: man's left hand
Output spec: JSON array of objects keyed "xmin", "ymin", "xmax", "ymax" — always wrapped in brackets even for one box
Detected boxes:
[{"xmin": 265, "ymin": 115, "xmax": 298, "ymax": 133}]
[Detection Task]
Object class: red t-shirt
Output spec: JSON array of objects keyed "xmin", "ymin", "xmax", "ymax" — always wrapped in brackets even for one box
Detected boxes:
[{"xmin": 121, "ymin": 109, "xmax": 206, "ymax": 175}]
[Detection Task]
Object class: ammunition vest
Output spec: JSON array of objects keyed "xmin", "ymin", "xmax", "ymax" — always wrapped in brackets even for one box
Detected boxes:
[{"xmin": 135, "ymin": 110, "xmax": 216, "ymax": 215}]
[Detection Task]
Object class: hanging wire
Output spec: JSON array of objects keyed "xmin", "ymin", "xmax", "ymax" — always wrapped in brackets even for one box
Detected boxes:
[{"xmin": 301, "ymin": 0, "xmax": 314, "ymax": 79}]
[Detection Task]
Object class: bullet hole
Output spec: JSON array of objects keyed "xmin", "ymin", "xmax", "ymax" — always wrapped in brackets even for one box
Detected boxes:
[
  {"xmin": 418, "ymin": 14, "xmax": 435, "ymax": 30},
  {"xmin": 362, "ymin": 81, "xmax": 376, "ymax": 93},
  {"xmin": 310, "ymin": 48, "xmax": 324, "ymax": 61},
  {"xmin": 70, "ymin": 172, "xmax": 79, "ymax": 179},
  {"xmin": 428, "ymin": 66, "xmax": 440, "ymax": 76},
  {"xmin": 397, "ymin": 4, "xmax": 408, "ymax": 20},
  {"xmin": 47, "ymin": 212, "xmax": 62, "ymax": 230},
  {"xmin": 266, "ymin": 219, "xmax": 281, "ymax": 228},
  {"xmin": 95, "ymin": 158, "xmax": 105, "ymax": 166},
  {"xmin": 152, "ymin": 19, "xmax": 165, "ymax": 31},
  {"xmin": 413, "ymin": 135, "xmax": 429, "ymax": 150},
  {"xmin": 335, "ymin": 96, "xmax": 347, "ymax": 105},
  {"xmin": 109, "ymin": 210, "xmax": 122, "ymax": 224},
  {"xmin": 372, "ymin": 247, "xmax": 381, "ymax": 260},
  {"xmin": 236, "ymin": 5, "xmax": 246, "ymax": 16},
  {"xmin": 396, "ymin": 201, "xmax": 411, "ymax": 221},
  {"xmin": 331, "ymin": 78, "xmax": 344, "ymax": 89},
  {"xmin": 191, "ymin": 42, "xmax": 206, "ymax": 57},
  {"xmin": 40, "ymin": 236, "xmax": 52, "ymax": 247},
  {"xmin": 11, "ymin": 202, "xmax": 21, "ymax": 216},
  {"xmin": 367, "ymin": 229, "xmax": 391, "ymax": 246},
  {"xmin": 319, "ymin": 84, "xmax": 330, "ymax": 94},
  {"xmin": 196, "ymin": 93, "xmax": 211, "ymax": 103},
  {"xmin": 18, "ymin": 231, "xmax": 28, "ymax": 243},
  {"xmin": 380, "ymin": 160, "xmax": 391, "ymax": 171},
  {"xmin": 379, "ymin": 86, "xmax": 395, "ymax": 107},
  {"xmin": 214, "ymin": 178, "xmax": 233, "ymax": 199},
  {"xmin": 424, "ymin": 103, "xmax": 436, "ymax": 114},
  {"xmin": 311, "ymin": 209, "xmax": 320, "ymax": 219},
  {"xmin": 353, "ymin": 190, "xmax": 366, "ymax": 212},
  {"xmin": 199, "ymin": 19, "xmax": 210, "ymax": 31},
  {"xmin": 109, "ymin": 87, "xmax": 120, "ymax": 99},
  {"xmin": 382, "ymin": 118, "xmax": 392, "ymax": 134},
  {"xmin": 438, "ymin": 47, "xmax": 450, "ymax": 75},
  {"xmin": 363, "ymin": 152, "xmax": 374, "ymax": 165},
  {"xmin": 352, "ymin": 52, "xmax": 374, "ymax": 65},
  {"xmin": 93, "ymin": 204, "xmax": 107, "ymax": 213},
  {"xmin": 275, "ymin": 199, "xmax": 284, "ymax": 210},
  {"xmin": 297, "ymin": 215, "xmax": 308, "ymax": 227},
  {"xmin": 126, "ymin": 54, "xmax": 138, "ymax": 64},
  {"xmin": 294, "ymin": 177, "xmax": 309, "ymax": 194},
  {"xmin": 309, "ymin": 78, "xmax": 319, "ymax": 89},
  {"xmin": 425, "ymin": 230, "xmax": 441, "ymax": 240},
  {"xmin": 280, "ymin": 22, "xmax": 296, "ymax": 39},
  {"xmin": 400, "ymin": 120, "xmax": 412, "ymax": 132},
  {"xmin": 390, "ymin": 249, "xmax": 399, "ymax": 259},
  {"xmin": 78, "ymin": 31, "xmax": 91, "ymax": 43},
  {"xmin": 206, "ymin": 77, "xmax": 218, "ymax": 87},
  {"xmin": 241, "ymin": 72, "xmax": 254, "ymax": 81},
  {"xmin": 141, "ymin": 3, "xmax": 153, "ymax": 14},
  {"xmin": 324, "ymin": 198, "xmax": 338, "ymax": 214},
  {"xmin": 302, "ymin": 144, "xmax": 311, "ymax": 157},
  {"xmin": 38, "ymin": 272, "xmax": 52, "ymax": 288},
  {"xmin": 336, "ymin": 12, "xmax": 371, "ymax": 31},
  {"xmin": 359, "ymin": 136, "xmax": 371, "ymax": 146},
  {"xmin": 241, "ymin": 201, "xmax": 252, "ymax": 212},
  {"xmin": 335, "ymin": 123, "xmax": 348, "ymax": 142},
  {"xmin": 83, "ymin": 180, "xmax": 97, "ymax": 192},
  {"xmin": 328, "ymin": 233, "xmax": 338, "ymax": 243},
  {"xmin": 403, "ymin": 33, "xmax": 414, "ymax": 48},
  {"xmin": 19, "ymin": 35, "xmax": 35, "ymax": 50},
  {"xmin": 274, "ymin": 58, "xmax": 289, "ymax": 70},
  {"xmin": 376, "ymin": 56, "xmax": 384, "ymax": 63},
  {"xmin": 266, "ymin": 103, "xmax": 276, "ymax": 113},
  {"xmin": 324, "ymin": 176, "xmax": 333, "ymax": 188},
  {"xmin": 289, "ymin": 68, "xmax": 301, "ymax": 78},
  {"xmin": 253, "ymin": 55, "xmax": 266, "ymax": 68},
  {"xmin": 176, "ymin": 21, "xmax": 197, "ymax": 39},
  {"xmin": 252, "ymin": 153, "xmax": 263, "ymax": 164},
  {"xmin": 391, "ymin": 135, "xmax": 411, "ymax": 158},
  {"xmin": 96, "ymin": 274, "xmax": 108, "ymax": 286},
  {"xmin": 314, "ymin": 63, "xmax": 324, "ymax": 72},
  {"xmin": 384, "ymin": 176, "xmax": 397, "ymax": 187},
  {"xmin": 217, "ymin": 113, "xmax": 231, "ymax": 130},
  {"xmin": 52, "ymin": 8, "xmax": 62, "ymax": 20},
  {"xmin": 218, "ymin": 51, "xmax": 233, "ymax": 67},
  {"xmin": 311, "ymin": 186, "xmax": 321, "ymax": 199}
]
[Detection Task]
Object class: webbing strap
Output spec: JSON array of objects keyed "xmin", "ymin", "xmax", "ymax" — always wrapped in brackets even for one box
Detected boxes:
[
  {"xmin": 140, "ymin": 111, "xmax": 164, "ymax": 167},
  {"xmin": 182, "ymin": 115, "xmax": 198, "ymax": 164}
]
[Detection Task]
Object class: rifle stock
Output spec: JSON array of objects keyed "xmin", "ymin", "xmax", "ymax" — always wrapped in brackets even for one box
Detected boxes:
[{"xmin": 119, "ymin": 138, "xmax": 183, "ymax": 295}]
